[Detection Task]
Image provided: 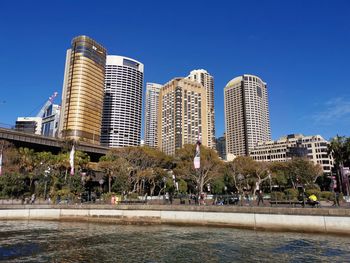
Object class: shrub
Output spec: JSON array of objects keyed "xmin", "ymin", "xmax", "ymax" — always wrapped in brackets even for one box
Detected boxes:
[
  {"xmin": 284, "ymin": 188, "xmax": 299, "ymax": 200},
  {"xmin": 127, "ymin": 192, "xmax": 139, "ymax": 200},
  {"xmin": 305, "ymin": 184, "xmax": 320, "ymax": 190},
  {"xmin": 270, "ymin": 192, "xmax": 285, "ymax": 200},
  {"xmin": 320, "ymin": 191, "xmax": 333, "ymax": 201}
]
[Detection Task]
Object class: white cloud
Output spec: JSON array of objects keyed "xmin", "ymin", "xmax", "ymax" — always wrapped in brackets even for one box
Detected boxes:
[{"xmin": 312, "ymin": 97, "xmax": 350, "ymax": 123}]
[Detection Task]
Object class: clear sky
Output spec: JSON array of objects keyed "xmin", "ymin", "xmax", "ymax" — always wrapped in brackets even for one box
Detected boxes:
[{"xmin": 0, "ymin": 0, "xmax": 349, "ymax": 141}]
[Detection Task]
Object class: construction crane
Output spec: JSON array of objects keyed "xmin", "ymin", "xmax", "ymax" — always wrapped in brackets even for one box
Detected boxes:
[{"xmin": 36, "ymin": 92, "xmax": 58, "ymax": 118}]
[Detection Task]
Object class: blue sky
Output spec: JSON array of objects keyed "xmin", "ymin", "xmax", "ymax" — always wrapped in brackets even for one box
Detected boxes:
[{"xmin": 0, "ymin": 0, "xmax": 349, "ymax": 141}]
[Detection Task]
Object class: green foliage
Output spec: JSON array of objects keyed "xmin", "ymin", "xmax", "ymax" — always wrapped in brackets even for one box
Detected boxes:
[
  {"xmin": 284, "ymin": 188, "xmax": 299, "ymax": 200},
  {"xmin": 211, "ymin": 178, "xmax": 226, "ymax": 194},
  {"xmin": 174, "ymin": 144, "xmax": 223, "ymax": 194},
  {"xmin": 320, "ymin": 191, "xmax": 333, "ymax": 201},
  {"xmin": 54, "ymin": 187, "xmax": 74, "ymax": 202},
  {"xmin": 101, "ymin": 192, "xmax": 120, "ymax": 202},
  {"xmin": 68, "ymin": 174, "xmax": 84, "ymax": 195},
  {"xmin": 328, "ymin": 135, "xmax": 350, "ymax": 168},
  {"xmin": 127, "ymin": 192, "xmax": 139, "ymax": 199},
  {"xmin": 270, "ymin": 192, "xmax": 285, "ymax": 201},
  {"xmin": 177, "ymin": 179, "xmax": 188, "ymax": 194},
  {"xmin": 0, "ymin": 173, "xmax": 26, "ymax": 198}
]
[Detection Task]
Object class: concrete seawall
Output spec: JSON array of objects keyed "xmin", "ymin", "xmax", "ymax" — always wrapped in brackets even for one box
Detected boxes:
[{"xmin": 0, "ymin": 205, "xmax": 350, "ymax": 235}]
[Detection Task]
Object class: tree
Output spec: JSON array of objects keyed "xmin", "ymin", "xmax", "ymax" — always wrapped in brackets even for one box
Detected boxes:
[
  {"xmin": 18, "ymin": 147, "xmax": 36, "ymax": 192},
  {"xmin": 269, "ymin": 161, "xmax": 289, "ymax": 189},
  {"xmin": 226, "ymin": 156, "xmax": 270, "ymax": 195},
  {"xmin": 328, "ymin": 135, "xmax": 350, "ymax": 194},
  {"xmin": 107, "ymin": 146, "xmax": 173, "ymax": 194},
  {"xmin": 174, "ymin": 144, "xmax": 222, "ymax": 194},
  {"xmin": 280, "ymin": 158, "xmax": 323, "ymax": 188},
  {"xmin": 98, "ymin": 153, "xmax": 131, "ymax": 193}
]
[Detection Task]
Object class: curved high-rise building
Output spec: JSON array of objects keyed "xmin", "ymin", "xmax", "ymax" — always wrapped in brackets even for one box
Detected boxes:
[
  {"xmin": 144, "ymin": 83, "xmax": 162, "ymax": 147},
  {"xmin": 100, "ymin": 55, "xmax": 144, "ymax": 147},
  {"xmin": 59, "ymin": 35, "xmax": 106, "ymax": 145},
  {"xmin": 224, "ymin": 74, "xmax": 271, "ymax": 156}
]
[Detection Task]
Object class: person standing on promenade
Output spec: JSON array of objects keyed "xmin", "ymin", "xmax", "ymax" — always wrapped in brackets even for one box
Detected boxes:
[
  {"xmin": 30, "ymin": 194, "xmax": 36, "ymax": 204},
  {"xmin": 257, "ymin": 190, "xmax": 264, "ymax": 206},
  {"xmin": 333, "ymin": 191, "xmax": 340, "ymax": 207}
]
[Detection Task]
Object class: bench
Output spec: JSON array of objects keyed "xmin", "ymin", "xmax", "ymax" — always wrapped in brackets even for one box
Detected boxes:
[
  {"xmin": 269, "ymin": 200, "xmax": 320, "ymax": 208},
  {"xmin": 269, "ymin": 200, "xmax": 303, "ymax": 207},
  {"xmin": 116, "ymin": 200, "xmax": 147, "ymax": 205}
]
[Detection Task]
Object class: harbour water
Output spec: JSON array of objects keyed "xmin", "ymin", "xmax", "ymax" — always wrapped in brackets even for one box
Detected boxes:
[{"xmin": 0, "ymin": 220, "xmax": 350, "ymax": 262}]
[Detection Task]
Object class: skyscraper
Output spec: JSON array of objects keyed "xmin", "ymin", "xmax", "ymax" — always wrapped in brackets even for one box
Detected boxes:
[
  {"xmin": 144, "ymin": 83, "xmax": 162, "ymax": 147},
  {"xmin": 158, "ymin": 78, "xmax": 208, "ymax": 155},
  {"xmin": 58, "ymin": 35, "xmax": 106, "ymax": 145},
  {"xmin": 187, "ymin": 69, "xmax": 216, "ymax": 150},
  {"xmin": 216, "ymin": 134, "xmax": 226, "ymax": 160},
  {"xmin": 100, "ymin": 55, "xmax": 144, "ymax": 147},
  {"xmin": 224, "ymin": 74, "xmax": 271, "ymax": 156}
]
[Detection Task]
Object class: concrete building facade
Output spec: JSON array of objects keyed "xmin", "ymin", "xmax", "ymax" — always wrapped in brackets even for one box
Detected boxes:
[
  {"xmin": 15, "ymin": 117, "xmax": 42, "ymax": 135},
  {"xmin": 250, "ymin": 134, "xmax": 334, "ymax": 174},
  {"xmin": 41, "ymin": 104, "xmax": 60, "ymax": 137},
  {"xmin": 187, "ymin": 69, "xmax": 215, "ymax": 150},
  {"xmin": 144, "ymin": 83, "xmax": 162, "ymax": 148},
  {"xmin": 100, "ymin": 55, "xmax": 144, "ymax": 147},
  {"xmin": 59, "ymin": 35, "xmax": 106, "ymax": 145},
  {"xmin": 224, "ymin": 74, "xmax": 271, "ymax": 156},
  {"xmin": 158, "ymin": 78, "xmax": 208, "ymax": 155}
]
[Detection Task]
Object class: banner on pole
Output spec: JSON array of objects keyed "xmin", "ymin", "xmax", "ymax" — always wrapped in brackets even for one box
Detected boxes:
[
  {"xmin": 69, "ymin": 145, "xmax": 75, "ymax": 175},
  {"xmin": 193, "ymin": 137, "xmax": 201, "ymax": 169}
]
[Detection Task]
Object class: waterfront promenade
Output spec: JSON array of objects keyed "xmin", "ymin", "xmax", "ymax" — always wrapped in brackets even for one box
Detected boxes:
[{"xmin": 1, "ymin": 203, "xmax": 350, "ymax": 236}]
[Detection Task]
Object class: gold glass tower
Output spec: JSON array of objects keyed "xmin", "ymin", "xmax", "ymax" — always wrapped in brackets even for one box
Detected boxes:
[{"xmin": 58, "ymin": 35, "xmax": 106, "ymax": 144}]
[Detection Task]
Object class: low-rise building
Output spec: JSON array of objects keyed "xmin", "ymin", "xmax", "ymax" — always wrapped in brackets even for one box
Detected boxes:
[
  {"xmin": 250, "ymin": 134, "xmax": 333, "ymax": 174},
  {"xmin": 15, "ymin": 117, "xmax": 42, "ymax": 135}
]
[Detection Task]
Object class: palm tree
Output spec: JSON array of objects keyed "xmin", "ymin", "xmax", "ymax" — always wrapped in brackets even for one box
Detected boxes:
[{"xmin": 328, "ymin": 135, "xmax": 350, "ymax": 194}]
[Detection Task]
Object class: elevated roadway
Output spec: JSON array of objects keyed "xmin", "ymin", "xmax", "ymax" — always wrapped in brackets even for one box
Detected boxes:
[{"xmin": 0, "ymin": 127, "xmax": 108, "ymax": 161}]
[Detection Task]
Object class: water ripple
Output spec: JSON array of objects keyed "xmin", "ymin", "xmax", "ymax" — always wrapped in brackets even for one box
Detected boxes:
[{"xmin": 0, "ymin": 221, "xmax": 349, "ymax": 262}]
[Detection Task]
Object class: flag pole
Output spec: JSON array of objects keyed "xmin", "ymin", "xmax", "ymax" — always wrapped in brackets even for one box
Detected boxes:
[
  {"xmin": 194, "ymin": 135, "xmax": 201, "ymax": 204},
  {"xmin": 0, "ymin": 141, "xmax": 4, "ymax": 176}
]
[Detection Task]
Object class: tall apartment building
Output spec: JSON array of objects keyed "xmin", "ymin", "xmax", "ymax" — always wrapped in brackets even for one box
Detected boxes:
[
  {"xmin": 224, "ymin": 74, "xmax": 271, "ymax": 156},
  {"xmin": 187, "ymin": 69, "xmax": 215, "ymax": 149},
  {"xmin": 58, "ymin": 35, "xmax": 106, "ymax": 145},
  {"xmin": 144, "ymin": 83, "xmax": 162, "ymax": 147},
  {"xmin": 100, "ymin": 55, "xmax": 144, "ymax": 147},
  {"xmin": 250, "ymin": 134, "xmax": 334, "ymax": 174},
  {"xmin": 158, "ymin": 78, "xmax": 208, "ymax": 155}
]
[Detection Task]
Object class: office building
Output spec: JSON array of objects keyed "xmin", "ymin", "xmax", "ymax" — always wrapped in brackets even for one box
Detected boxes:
[
  {"xmin": 216, "ymin": 134, "xmax": 226, "ymax": 160},
  {"xmin": 41, "ymin": 104, "xmax": 60, "ymax": 137},
  {"xmin": 224, "ymin": 74, "xmax": 271, "ymax": 156},
  {"xmin": 187, "ymin": 69, "xmax": 216, "ymax": 149},
  {"xmin": 58, "ymin": 35, "xmax": 106, "ymax": 145},
  {"xmin": 100, "ymin": 55, "xmax": 144, "ymax": 147},
  {"xmin": 158, "ymin": 78, "xmax": 207, "ymax": 155},
  {"xmin": 144, "ymin": 83, "xmax": 162, "ymax": 147},
  {"xmin": 15, "ymin": 117, "xmax": 42, "ymax": 135},
  {"xmin": 250, "ymin": 134, "xmax": 334, "ymax": 174}
]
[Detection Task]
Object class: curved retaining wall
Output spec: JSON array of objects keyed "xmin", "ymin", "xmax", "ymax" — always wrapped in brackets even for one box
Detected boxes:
[{"xmin": 0, "ymin": 205, "xmax": 350, "ymax": 235}]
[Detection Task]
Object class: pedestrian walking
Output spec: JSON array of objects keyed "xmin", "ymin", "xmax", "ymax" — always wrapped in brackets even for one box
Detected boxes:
[
  {"xmin": 30, "ymin": 194, "xmax": 36, "ymax": 204},
  {"xmin": 257, "ymin": 190, "xmax": 264, "ymax": 206},
  {"xmin": 333, "ymin": 191, "xmax": 340, "ymax": 207}
]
